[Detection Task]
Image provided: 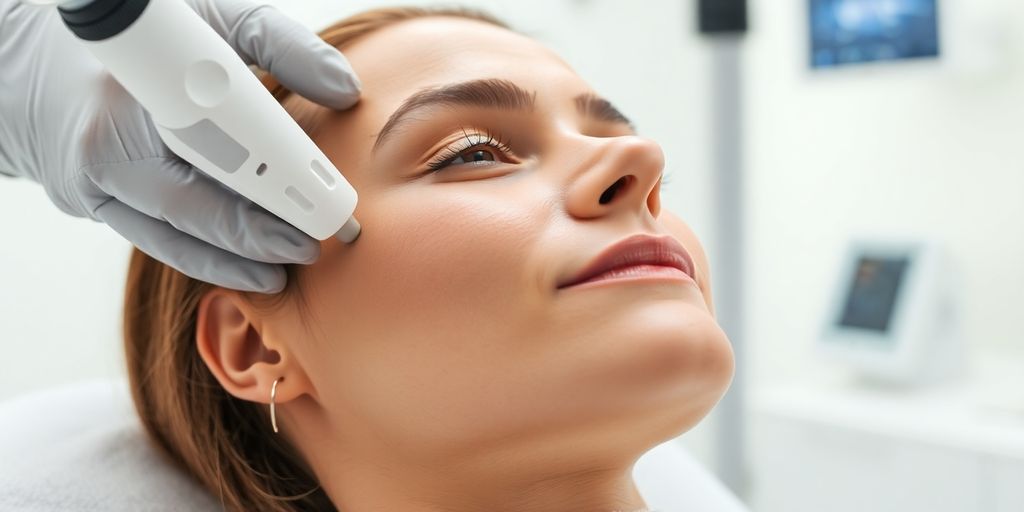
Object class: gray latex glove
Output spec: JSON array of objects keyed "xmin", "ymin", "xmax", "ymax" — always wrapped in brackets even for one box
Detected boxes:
[{"xmin": 0, "ymin": 0, "xmax": 361, "ymax": 293}]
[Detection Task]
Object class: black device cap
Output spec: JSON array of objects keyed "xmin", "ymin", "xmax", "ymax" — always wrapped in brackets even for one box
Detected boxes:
[{"xmin": 58, "ymin": 0, "xmax": 151, "ymax": 42}]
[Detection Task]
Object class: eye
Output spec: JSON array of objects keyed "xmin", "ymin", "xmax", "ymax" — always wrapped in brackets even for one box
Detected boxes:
[
  {"xmin": 451, "ymin": 148, "xmax": 496, "ymax": 165},
  {"xmin": 426, "ymin": 130, "xmax": 515, "ymax": 172}
]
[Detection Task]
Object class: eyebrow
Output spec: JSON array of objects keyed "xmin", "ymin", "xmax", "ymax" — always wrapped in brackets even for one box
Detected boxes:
[
  {"xmin": 372, "ymin": 78, "xmax": 634, "ymax": 151},
  {"xmin": 575, "ymin": 93, "xmax": 635, "ymax": 131}
]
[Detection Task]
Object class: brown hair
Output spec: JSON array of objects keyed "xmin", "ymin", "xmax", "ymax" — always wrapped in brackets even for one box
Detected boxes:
[{"xmin": 123, "ymin": 7, "xmax": 508, "ymax": 512}]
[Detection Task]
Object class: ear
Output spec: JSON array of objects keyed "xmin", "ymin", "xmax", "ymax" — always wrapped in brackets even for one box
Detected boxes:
[{"xmin": 195, "ymin": 289, "xmax": 315, "ymax": 408}]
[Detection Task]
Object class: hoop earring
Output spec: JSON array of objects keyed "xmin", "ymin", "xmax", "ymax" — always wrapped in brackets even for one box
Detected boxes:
[{"xmin": 270, "ymin": 377, "xmax": 283, "ymax": 434}]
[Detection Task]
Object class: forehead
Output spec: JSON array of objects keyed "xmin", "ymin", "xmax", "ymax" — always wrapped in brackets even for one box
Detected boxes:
[{"xmin": 341, "ymin": 16, "xmax": 590, "ymax": 112}]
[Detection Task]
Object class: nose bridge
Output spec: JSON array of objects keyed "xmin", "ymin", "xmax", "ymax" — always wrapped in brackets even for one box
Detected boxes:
[{"xmin": 563, "ymin": 134, "xmax": 665, "ymax": 221}]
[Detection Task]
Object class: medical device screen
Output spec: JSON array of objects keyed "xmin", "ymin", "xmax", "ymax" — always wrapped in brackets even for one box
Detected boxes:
[
  {"xmin": 809, "ymin": 0, "xmax": 940, "ymax": 68},
  {"xmin": 837, "ymin": 255, "xmax": 909, "ymax": 334}
]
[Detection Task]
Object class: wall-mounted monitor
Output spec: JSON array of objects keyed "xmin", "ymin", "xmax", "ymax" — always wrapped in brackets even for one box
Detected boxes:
[{"xmin": 809, "ymin": 0, "xmax": 940, "ymax": 69}]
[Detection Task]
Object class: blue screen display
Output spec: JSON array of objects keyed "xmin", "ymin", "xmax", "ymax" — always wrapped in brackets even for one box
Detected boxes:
[
  {"xmin": 810, "ymin": 0, "xmax": 940, "ymax": 68},
  {"xmin": 837, "ymin": 256, "xmax": 909, "ymax": 334}
]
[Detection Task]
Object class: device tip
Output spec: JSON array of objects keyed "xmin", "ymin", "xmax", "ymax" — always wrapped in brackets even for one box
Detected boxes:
[{"xmin": 335, "ymin": 216, "xmax": 361, "ymax": 243}]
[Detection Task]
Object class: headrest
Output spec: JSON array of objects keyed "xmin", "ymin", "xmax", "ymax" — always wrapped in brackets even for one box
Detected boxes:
[{"xmin": 0, "ymin": 379, "xmax": 220, "ymax": 511}]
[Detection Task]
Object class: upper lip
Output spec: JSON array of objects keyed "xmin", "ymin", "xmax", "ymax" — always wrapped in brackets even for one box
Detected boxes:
[{"xmin": 557, "ymin": 234, "xmax": 696, "ymax": 289}]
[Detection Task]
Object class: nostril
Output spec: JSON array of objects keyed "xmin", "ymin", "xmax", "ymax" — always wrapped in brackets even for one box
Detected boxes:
[{"xmin": 599, "ymin": 176, "xmax": 632, "ymax": 205}]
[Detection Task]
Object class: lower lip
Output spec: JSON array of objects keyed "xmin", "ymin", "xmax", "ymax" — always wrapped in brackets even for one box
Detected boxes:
[{"xmin": 562, "ymin": 264, "xmax": 696, "ymax": 290}]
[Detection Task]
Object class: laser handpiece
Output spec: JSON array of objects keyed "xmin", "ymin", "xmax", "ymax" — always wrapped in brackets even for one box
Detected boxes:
[{"xmin": 37, "ymin": 0, "xmax": 361, "ymax": 244}]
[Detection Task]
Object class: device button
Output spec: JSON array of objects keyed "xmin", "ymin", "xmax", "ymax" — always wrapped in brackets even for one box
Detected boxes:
[
  {"xmin": 184, "ymin": 60, "xmax": 230, "ymax": 108},
  {"xmin": 285, "ymin": 186, "xmax": 315, "ymax": 213},
  {"xmin": 167, "ymin": 118, "xmax": 249, "ymax": 173},
  {"xmin": 310, "ymin": 159, "xmax": 337, "ymax": 188}
]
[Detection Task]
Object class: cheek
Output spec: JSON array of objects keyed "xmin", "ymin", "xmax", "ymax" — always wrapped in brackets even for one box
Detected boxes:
[
  {"xmin": 296, "ymin": 182, "xmax": 553, "ymax": 450},
  {"xmin": 314, "ymin": 183, "xmax": 542, "ymax": 310},
  {"xmin": 357, "ymin": 184, "xmax": 545, "ymax": 319}
]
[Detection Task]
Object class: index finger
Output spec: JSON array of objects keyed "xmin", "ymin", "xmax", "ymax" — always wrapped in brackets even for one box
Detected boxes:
[{"xmin": 193, "ymin": 0, "xmax": 361, "ymax": 109}]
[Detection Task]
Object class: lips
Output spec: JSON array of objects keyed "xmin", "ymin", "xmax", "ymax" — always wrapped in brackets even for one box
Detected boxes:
[{"xmin": 557, "ymin": 234, "xmax": 696, "ymax": 289}]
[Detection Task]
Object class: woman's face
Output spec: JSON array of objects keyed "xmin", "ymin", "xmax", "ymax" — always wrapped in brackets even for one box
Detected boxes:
[{"xmin": 267, "ymin": 16, "xmax": 733, "ymax": 475}]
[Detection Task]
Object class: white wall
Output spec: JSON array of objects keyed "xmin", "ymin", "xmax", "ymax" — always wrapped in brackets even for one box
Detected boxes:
[
  {"xmin": 0, "ymin": 180, "xmax": 131, "ymax": 399},
  {"xmin": 743, "ymin": 0, "xmax": 1024, "ymax": 388},
  {"xmin": 0, "ymin": 0, "xmax": 722, "ymax": 465}
]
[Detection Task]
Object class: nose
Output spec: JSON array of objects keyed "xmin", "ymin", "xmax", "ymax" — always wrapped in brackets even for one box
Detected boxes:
[{"xmin": 565, "ymin": 136, "xmax": 664, "ymax": 221}]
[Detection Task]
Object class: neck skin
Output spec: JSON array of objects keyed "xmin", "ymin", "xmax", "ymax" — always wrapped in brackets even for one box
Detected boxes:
[
  {"xmin": 288, "ymin": 395, "xmax": 656, "ymax": 512},
  {"xmin": 320, "ymin": 462, "xmax": 650, "ymax": 512}
]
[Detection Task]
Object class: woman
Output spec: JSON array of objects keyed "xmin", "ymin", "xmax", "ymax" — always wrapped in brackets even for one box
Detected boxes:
[{"xmin": 124, "ymin": 6, "xmax": 734, "ymax": 511}]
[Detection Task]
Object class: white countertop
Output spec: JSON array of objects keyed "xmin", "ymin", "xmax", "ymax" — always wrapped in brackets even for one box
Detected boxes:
[{"xmin": 750, "ymin": 351, "xmax": 1024, "ymax": 459}]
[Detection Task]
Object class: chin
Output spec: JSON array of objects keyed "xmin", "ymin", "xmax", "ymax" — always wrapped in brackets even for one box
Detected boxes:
[
  {"xmin": 622, "ymin": 321, "xmax": 735, "ymax": 462},
  {"xmin": 621, "ymin": 301, "xmax": 734, "ymax": 423},
  {"xmin": 560, "ymin": 299, "xmax": 733, "ymax": 446},
  {"xmin": 618, "ymin": 299, "xmax": 732, "ymax": 377}
]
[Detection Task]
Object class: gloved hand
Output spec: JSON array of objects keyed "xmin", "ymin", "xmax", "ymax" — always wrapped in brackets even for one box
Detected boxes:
[{"xmin": 0, "ymin": 0, "xmax": 361, "ymax": 293}]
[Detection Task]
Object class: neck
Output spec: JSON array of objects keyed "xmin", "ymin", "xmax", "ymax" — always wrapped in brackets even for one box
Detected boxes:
[
  {"xmin": 320, "ymin": 455, "xmax": 649, "ymax": 512},
  {"xmin": 293, "ymin": 398, "xmax": 656, "ymax": 511}
]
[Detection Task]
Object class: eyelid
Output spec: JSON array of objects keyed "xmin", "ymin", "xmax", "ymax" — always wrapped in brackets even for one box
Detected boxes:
[{"xmin": 425, "ymin": 128, "xmax": 516, "ymax": 172}]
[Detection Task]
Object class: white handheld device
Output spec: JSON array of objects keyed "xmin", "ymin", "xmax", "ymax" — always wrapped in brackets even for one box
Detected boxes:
[{"xmin": 42, "ymin": 0, "xmax": 360, "ymax": 243}]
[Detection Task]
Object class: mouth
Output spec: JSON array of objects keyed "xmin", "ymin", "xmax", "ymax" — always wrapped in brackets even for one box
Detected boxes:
[{"xmin": 556, "ymin": 233, "xmax": 696, "ymax": 290}]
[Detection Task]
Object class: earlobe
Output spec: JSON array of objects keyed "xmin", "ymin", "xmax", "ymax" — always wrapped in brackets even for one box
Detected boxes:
[{"xmin": 195, "ymin": 289, "xmax": 306, "ymax": 406}]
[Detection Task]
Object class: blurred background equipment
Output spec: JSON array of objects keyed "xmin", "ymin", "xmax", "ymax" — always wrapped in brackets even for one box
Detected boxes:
[
  {"xmin": 817, "ymin": 238, "xmax": 962, "ymax": 385},
  {"xmin": 809, "ymin": 0, "xmax": 940, "ymax": 68},
  {"xmin": 698, "ymin": 0, "xmax": 748, "ymax": 33},
  {"xmin": 698, "ymin": 0, "xmax": 750, "ymax": 496}
]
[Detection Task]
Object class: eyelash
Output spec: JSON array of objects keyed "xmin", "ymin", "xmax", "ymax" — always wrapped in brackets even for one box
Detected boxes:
[
  {"xmin": 425, "ymin": 128, "xmax": 515, "ymax": 172},
  {"xmin": 421, "ymin": 129, "xmax": 673, "ymax": 187}
]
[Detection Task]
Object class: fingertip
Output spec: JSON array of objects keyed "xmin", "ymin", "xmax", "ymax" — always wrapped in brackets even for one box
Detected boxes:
[
  {"xmin": 295, "ymin": 238, "xmax": 321, "ymax": 264},
  {"xmin": 317, "ymin": 48, "xmax": 363, "ymax": 109},
  {"xmin": 272, "ymin": 227, "xmax": 320, "ymax": 264},
  {"xmin": 250, "ymin": 265, "xmax": 288, "ymax": 295},
  {"xmin": 333, "ymin": 84, "xmax": 362, "ymax": 110},
  {"xmin": 256, "ymin": 280, "xmax": 287, "ymax": 295},
  {"xmin": 292, "ymin": 37, "xmax": 362, "ymax": 109},
  {"xmin": 206, "ymin": 254, "xmax": 288, "ymax": 294},
  {"xmin": 229, "ymin": 4, "xmax": 362, "ymax": 109}
]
